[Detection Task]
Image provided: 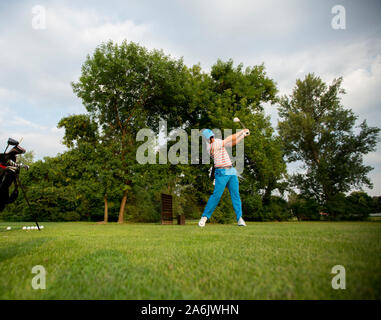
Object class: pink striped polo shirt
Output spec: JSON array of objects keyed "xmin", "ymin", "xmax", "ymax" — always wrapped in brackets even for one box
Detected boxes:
[{"xmin": 208, "ymin": 138, "xmax": 233, "ymax": 168}]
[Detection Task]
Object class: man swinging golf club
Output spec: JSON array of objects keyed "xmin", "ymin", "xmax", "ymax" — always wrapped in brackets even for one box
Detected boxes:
[{"xmin": 199, "ymin": 126, "xmax": 250, "ymax": 227}]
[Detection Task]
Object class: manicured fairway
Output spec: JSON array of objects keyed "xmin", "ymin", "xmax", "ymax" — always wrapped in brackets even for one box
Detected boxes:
[{"xmin": 0, "ymin": 221, "xmax": 380, "ymax": 299}]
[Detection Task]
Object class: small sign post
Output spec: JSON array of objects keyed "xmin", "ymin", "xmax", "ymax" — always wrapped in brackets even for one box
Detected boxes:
[
  {"xmin": 161, "ymin": 193, "xmax": 173, "ymax": 225},
  {"xmin": 177, "ymin": 214, "xmax": 185, "ymax": 225}
]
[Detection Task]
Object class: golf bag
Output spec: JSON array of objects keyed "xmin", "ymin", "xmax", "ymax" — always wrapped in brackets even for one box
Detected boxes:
[{"xmin": 0, "ymin": 139, "xmax": 28, "ymax": 212}]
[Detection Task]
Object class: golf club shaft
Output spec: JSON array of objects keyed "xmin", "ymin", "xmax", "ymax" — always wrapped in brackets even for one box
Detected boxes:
[
  {"xmin": 16, "ymin": 176, "xmax": 40, "ymax": 231},
  {"xmin": 237, "ymin": 120, "xmax": 250, "ymax": 136},
  {"xmin": 239, "ymin": 120, "xmax": 247, "ymax": 129}
]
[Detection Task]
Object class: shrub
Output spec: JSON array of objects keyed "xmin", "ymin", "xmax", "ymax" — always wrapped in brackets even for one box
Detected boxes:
[
  {"xmin": 289, "ymin": 196, "xmax": 320, "ymax": 221},
  {"xmin": 210, "ymin": 192, "xmax": 236, "ymax": 224},
  {"xmin": 60, "ymin": 211, "xmax": 81, "ymax": 221},
  {"xmin": 242, "ymin": 194, "xmax": 263, "ymax": 221},
  {"xmin": 262, "ymin": 196, "xmax": 292, "ymax": 221}
]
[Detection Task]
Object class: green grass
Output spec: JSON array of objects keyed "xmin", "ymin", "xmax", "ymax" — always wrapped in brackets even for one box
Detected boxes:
[{"xmin": 0, "ymin": 221, "xmax": 380, "ymax": 299}]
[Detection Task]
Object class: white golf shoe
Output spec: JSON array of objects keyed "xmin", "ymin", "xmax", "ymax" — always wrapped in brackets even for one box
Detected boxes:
[
  {"xmin": 198, "ymin": 216, "xmax": 207, "ymax": 227},
  {"xmin": 237, "ymin": 217, "xmax": 247, "ymax": 227}
]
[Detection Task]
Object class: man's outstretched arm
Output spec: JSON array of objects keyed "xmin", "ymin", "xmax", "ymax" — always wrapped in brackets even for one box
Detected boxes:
[{"xmin": 223, "ymin": 129, "xmax": 249, "ymax": 147}]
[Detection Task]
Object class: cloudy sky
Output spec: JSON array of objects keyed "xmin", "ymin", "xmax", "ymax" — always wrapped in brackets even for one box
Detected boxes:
[{"xmin": 0, "ymin": 0, "xmax": 380, "ymax": 195}]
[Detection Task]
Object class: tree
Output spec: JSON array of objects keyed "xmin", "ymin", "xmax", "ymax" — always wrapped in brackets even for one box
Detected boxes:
[
  {"xmin": 71, "ymin": 41, "xmax": 193, "ymax": 223},
  {"xmin": 164, "ymin": 59, "xmax": 289, "ymax": 222},
  {"xmin": 372, "ymin": 196, "xmax": 381, "ymax": 213},
  {"xmin": 207, "ymin": 60, "xmax": 288, "ymax": 220},
  {"xmin": 345, "ymin": 191, "xmax": 374, "ymax": 218},
  {"xmin": 58, "ymin": 114, "xmax": 121, "ymax": 223},
  {"xmin": 278, "ymin": 73, "xmax": 380, "ymax": 215},
  {"xmin": 288, "ymin": 191, "xmax": 320, "ymax": 221}
]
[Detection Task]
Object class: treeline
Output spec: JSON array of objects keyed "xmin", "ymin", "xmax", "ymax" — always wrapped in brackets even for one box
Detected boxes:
[
  {"xmin": 2, "ymin": 155, "xmax": 380, "ymax": 222},
  {"xmin": 1, "ymin": 41, "xmax": 380, "ymax": 223}
]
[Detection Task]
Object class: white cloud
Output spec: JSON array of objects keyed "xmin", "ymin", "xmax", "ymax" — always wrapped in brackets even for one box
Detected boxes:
[
  {"xmin": 363, "ymin": 171, "xmax": 381, "ymax": 198},
  {"xmin": 0, "ymin": 5, "xmax": 157, "ymax": 106},
  {"xmin": 250, "ymin": 39, "xmax": 381, "ymax": 94},
  {"xmin": 0, "ymin": 104, "xmax": 66, "ymax": 159},
  {"xmin": 0, "ymin": 4, "xmax": 183, "ymax": 160},
  {"xmin": 364, "ymin": 152, "xmax": 381, "ymax": 166},
  {"xmin": 249, "ymin": 39, "xmax": 381, "ymax": 196},
  {"xmin": 81, "ymin": 21, "xmax": 152, "ymax": 46},
  {"xmin": 185, "ymin": 0, "xmax": 303, "ymax": 37},
  {"xmin": 0, "ymin": 128, "xmax": 65, "ymax": 160},
  {"xmin": 0, "ymin": 87, "xmax": 19, "ymax": 100},
  {"xmin": 8, "ymin": 117, "xmax": 46, "ymax": 130},
  {"xmin": 342, "ymin": 54, "xmax": 381, "ymax": 113}
]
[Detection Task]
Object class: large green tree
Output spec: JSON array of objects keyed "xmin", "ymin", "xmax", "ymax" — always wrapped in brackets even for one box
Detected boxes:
[
  {"xmin": 278, "ymin": 73, "xmax": 380, "ymax": 214},
  {"xmin": 210, "ymin": 61, "xmax": 287, "ymax": 213},
  {"xmin": 178, "ymin": 59, "xmax": 288, "ymax": 221},
  {"xmin": 71, "ymin": 41, "xmax": 193, "ymax": 223},
  {"xmin": 57, "ymin": 114, "xmax": 122, "ymax": 222}
]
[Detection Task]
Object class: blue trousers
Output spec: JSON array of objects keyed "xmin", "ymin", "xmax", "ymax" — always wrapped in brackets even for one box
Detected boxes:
[{"xmin": 202, "ymin": 167, "xmax": 243, "ymax": 221}]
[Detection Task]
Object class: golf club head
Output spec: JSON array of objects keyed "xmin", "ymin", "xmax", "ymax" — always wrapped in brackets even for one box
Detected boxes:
[
  {"xmin": 8, "ymin": 145, "xmax": 26, "ymax": 155},
  {"xmin": 7, "ymin": 138, "xmax": 19, "ymax": 146},
  {"xmin": 234, "ymin": 117, "xmax": 247, "ymax": 129}
]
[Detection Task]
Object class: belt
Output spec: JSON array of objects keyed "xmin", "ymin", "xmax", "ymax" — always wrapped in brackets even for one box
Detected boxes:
[{"xmin": 215, "ymin": 166, "xmax": 233, "ymax": 169}]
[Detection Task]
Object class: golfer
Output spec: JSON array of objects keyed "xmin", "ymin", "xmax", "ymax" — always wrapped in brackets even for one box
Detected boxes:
[{"xmin": 199, "ymin": 128, "xmax": 249, "ymax": 227}]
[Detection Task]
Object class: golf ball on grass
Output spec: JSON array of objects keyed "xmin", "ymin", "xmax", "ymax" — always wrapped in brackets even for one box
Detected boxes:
[{"xmin": 6, "ymin": 226, "xmax": 11, "ymax": 230}]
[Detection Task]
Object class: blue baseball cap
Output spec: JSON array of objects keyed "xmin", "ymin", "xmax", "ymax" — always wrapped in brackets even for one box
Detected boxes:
[{"xmin": 202, "ymin": 129, "xmax": 214, "ymax": 140}]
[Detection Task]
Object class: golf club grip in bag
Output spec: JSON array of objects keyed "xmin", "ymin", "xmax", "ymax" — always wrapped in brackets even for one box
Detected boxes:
[{"xmin": 0, "ymin": 139, "xmax": 25, "ymax": 212}]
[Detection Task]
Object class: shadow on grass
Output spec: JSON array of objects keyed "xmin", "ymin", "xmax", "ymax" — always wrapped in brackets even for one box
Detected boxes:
[
  {"xmin": 0, "ymin": 237, "xmax": 52, "ymax": 263},
  {"xmin": 43, "ymin": 249, "xmax": 185, "ymax": 299}
]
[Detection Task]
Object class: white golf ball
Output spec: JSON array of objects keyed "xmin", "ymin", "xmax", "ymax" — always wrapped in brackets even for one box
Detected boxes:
[
  {"xmin": 27, "ymin": 226, "xmax": 31, "ymax": 230},
  {"xmin": 6, "ymin": 226, "xmax": 11, "ymax": 230},
  {"xmin": 22, "ymin": 226, "xmax": 26, "ymax": 230},
  {"xmin": 40, "ymin": 226, "xmax": 44, "ymax": 229}
]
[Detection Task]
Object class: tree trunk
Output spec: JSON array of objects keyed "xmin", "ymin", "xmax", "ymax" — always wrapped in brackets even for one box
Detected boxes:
[
  {"xmin": 118, "ymin": 189, "xmax": 128, "ymax": 224},
  {"xmin": 262, "ymin": 187, "xmax": 271, "ymax": 206},
  {"xmin": 104, "ymin": 194, "xmax": 108, "ymax": 223},
  {"xmin": 262, "ymin": 179, "xmax": 275, "ymax": 206}
]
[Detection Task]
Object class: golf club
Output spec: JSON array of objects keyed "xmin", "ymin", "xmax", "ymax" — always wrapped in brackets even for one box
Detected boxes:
[
  {"xmin": 233, "ymin": 117, "xmax": 250, "ymax": 135},
  {"xmin": 3, "ymin": 138, "xmax": 19, "ymax": 154}
]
